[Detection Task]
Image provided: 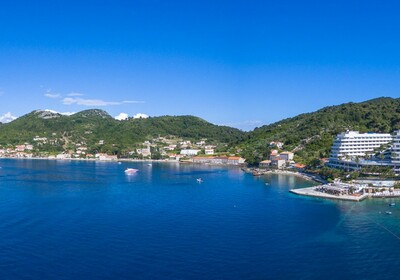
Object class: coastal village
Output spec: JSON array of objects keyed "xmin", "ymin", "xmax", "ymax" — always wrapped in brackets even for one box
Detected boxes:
[
  {"xmin": 3, "ymin": 126, "xmax": 400, "ymax": 202},
  {"xmin": 0, "ymin": 134, "xmax": 247, "ymax": 166}
]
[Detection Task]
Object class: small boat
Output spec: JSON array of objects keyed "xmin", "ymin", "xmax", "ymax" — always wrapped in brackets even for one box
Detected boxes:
[
  {"xmin": 265, "ymin": 183, "xmax": 270, "ymax": 186},
  {"xmin": 386, "ymin": 211, "xmax": 393, "ymax": 215},
  {"xmin": 196, "ymin": 178, "xmax": 203, "ymax": 183},
  {"xmin": 124, "ymin": 168, "xmax": 139, "ymax": 175},
  {"xmin": 147, "ymin": 163, "xmax": 152, "ymax": 166},
  {"xmin": 389, "ymin": 203, "xmax": 396, "ymax": 207}
]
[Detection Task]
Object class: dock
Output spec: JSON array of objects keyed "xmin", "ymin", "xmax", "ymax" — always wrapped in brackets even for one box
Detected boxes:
[{"xmin": 290, "ymin": 187, "xmax": 369, "ymax": 202}]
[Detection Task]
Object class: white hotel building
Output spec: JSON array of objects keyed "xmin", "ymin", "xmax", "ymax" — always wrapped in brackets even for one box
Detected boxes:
[
  {"xmin": 328, "ymin": 131, "xmax": 393, "ymax": 170},
  {"xmin": 330, "ymin": 131, "xmax": 392, "ymax": 159},
  {"xmin": 391, "ymin": 130, "xmax": 400, "ymax": 163}
]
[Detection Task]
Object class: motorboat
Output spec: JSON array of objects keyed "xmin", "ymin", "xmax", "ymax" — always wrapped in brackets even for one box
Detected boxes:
[
  {"xmin": 386, "ymin": 211, "xmax": 393, "ymax": 215},
  {"xmin": 389, "ymin": 203, "xmax": 396, "ymax": 207},
  {"xmin": 124, "ymin": 168, "xmax": 139, "ymax": 175},
  {"xmin": 196, "ymin": 178, "xmax": 203, "ymax": 183}
]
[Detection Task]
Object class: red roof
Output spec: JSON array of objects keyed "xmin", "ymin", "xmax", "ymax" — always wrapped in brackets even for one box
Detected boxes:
[
  {"xmin": 273, "ymin": 157, "xmax": 285, "ymax": 161},
  {"xmin": 294, "ymin": 163, "xmax": 306, "ymax": 168},
  {"xmin": 193, "ymin": 156, "xmax": 215, "ymax": 159}
]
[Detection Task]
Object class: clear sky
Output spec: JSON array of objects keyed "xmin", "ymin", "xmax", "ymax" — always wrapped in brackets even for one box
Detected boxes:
[{"xmin": 1, "ymin": 0, "xmax": 399, "ymax": 130}]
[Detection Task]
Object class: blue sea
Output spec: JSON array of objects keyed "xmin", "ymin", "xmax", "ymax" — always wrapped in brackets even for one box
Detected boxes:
[{"xmin": 1, "ymin": 159, "xmax": 400, "ymax": 279}]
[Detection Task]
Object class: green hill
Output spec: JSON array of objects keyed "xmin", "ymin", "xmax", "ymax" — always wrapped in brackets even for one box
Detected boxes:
[
  {"xmin": 0, "ymin": 109, "xmax": 246, "ymax": 155},
  {"xmin": 2, "ymin": 97, "xmax": 398, "ymax": 163},
  {"xmin": 240, "ymin": 97, "xmax": 400, "ymax": 165},
  {"xmin": 119, "ymin": 115, "xmax": 244, "ymax": 144}
]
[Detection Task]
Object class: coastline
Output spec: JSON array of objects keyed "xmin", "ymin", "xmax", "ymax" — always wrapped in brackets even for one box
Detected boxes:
[
  {"xmin": 264, "ymin": 169, "xmax": 327, "ymax": 184},
  {"xmin": 242, "ymin": 167, "xmax": 327, "ymax": 184},
  {"xmin": 0, "ymin": 156, "xmax": 180, "ymax": 164},
  {"xmin": 0, "ymin": 156, "xmax": 245, "ymax": 167}
]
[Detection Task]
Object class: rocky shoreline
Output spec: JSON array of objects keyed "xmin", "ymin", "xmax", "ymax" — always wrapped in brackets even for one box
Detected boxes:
[{"xmin": 241, "ymin": 167, "xmax": 327, "ymax": 184}]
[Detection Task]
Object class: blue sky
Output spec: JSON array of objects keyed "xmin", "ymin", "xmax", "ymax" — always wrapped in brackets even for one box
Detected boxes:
[{"xmin": 1, "ymin": 0, "xmax": 399, "ymax": 130}]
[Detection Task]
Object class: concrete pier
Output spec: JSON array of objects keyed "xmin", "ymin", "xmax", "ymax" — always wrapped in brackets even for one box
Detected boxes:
[{"xmin": 290, "ymin": 187, "xmax": 368, "ymax": 202}]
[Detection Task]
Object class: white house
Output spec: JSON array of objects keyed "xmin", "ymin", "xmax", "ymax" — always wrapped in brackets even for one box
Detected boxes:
[
  {"xmin": 136, "ymin": 148, "xmax": 151, "ymax": 157},
  {"xmin": 205, "ymin": 148, "xmax": 215, "ymax": 155},
  {"xmin": 271, "ymin": 158, "xmax": 287, "ymax": 169},
  {"xmin": 180, "ymin": 149, "xmax": 200, "ymax": 156},
  {"xmin": 270, "ymin": 141, "xmax": 284, "ymax": 149},
  {"xmin": 96, "ymin": 153, "xmax": 118, "ymax": 161},
  {"xmin": 15, "ymin": 145, "xmax": 26, "ymax": 152},
  {"xmin": 279, "ymin": 152, "xmax": 294, "ymax": 161}
]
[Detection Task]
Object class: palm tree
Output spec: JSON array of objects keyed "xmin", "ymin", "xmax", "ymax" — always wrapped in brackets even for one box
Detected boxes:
[{"xmin": 355, "ymin": 156, "xmax": 360, "ymax": 171}]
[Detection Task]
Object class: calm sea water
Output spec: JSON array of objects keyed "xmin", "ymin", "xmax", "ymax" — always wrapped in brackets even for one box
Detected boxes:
[{"xmin": 1, "ymin": 159, "xmax": 400, "ymax": 279}]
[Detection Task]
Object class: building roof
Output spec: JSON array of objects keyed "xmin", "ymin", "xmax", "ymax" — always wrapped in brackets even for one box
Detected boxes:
[
  {"xmin": 272, "ymin": 157, "xmax": 286, "ymax": 161},
  {"xmin": 293, "ymin": 163, "xmax": 306, "ymax": 168},
  {"xmin": 228, "ymin": 156, "xmax": 241, "ymax": 160},
  {"xmin": 193, "ymin": 156, "xmax": 215, "ymax": 159},
  {"xmin": 270, "ymin": 149, "xmax": 279, "ymax": 155}
]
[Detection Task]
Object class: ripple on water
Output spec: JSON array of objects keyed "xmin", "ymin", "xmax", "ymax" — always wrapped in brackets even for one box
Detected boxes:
[{"xmin": 1, "ymin": 160, "xmax": 400, "ymax": 279}]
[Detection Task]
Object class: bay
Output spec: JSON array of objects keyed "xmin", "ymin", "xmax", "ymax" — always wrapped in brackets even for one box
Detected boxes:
[{"xmin": 0, "ymin": 159, "xmax": 400, "ymax": 279}]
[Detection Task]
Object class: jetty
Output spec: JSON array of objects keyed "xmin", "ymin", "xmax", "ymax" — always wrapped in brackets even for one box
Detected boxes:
[
  {"xmin": 290, "ymin": 187, "xmax": 368, "ymax": 202},
  {"xmin": 291, "ymin": 181, "xmax": 400, "ymax": 202}
]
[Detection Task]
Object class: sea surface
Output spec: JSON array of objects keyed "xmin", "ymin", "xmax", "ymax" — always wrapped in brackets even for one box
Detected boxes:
[{"xmin": 1, "ymin": 159, "xmax": 400, "ymax": 279}]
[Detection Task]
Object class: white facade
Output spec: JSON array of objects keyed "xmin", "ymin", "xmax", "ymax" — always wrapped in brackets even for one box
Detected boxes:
[
  {"xmin": 391, "ymin": 131, "xmax": 400, "ymax": 163},
  {"xmin": 164, "ymin": 144, "xmax": 177, "ymax": 151},
  {"xmin": 180, "ymin": 149, "xmax": 200, "ymax": 156},
  {"xmin": 56, "ymin": 153, "xmax": 71, "ymax": 159},
  {"xmin": 329, "ymin": 131, "xmax": 392, "ymax": 160},
  {"xmin": 279, "ymin": 152, "xmax": 294, "ymax": 161},
  {"xmin": 271, "ymin": 159, "xmax": 286, "ymax": 169},
  {"xmin": 269, "ymin": 141, "xmax": 284, "ymax": 149},
  {"xmin": 136, "ymin": 148, "xmax": 151, "ymax": 157}
]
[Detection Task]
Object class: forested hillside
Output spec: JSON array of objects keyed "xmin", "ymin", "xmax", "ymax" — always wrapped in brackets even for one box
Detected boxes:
[
  {"xmin": 240, "ymin": 97, "xmax": 400, "ymax": 165},
  {"xmin": 2, "ymin": 97, "xmax": 399, "ymax": 164},
  {"xmin": 0, "ymin": 109, "xmax": 246, "ymax": 154}
]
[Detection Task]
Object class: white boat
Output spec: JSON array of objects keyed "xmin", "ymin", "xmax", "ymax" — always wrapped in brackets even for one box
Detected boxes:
[
  {"xmin": 386, "ymin": 211, "xmax": 393, "ymax": 215},
  {"xmin": 196, "ymin": 178, "xmax": 203, "ymax": 183},
  {"xmin": 124, "ymin": 168, "xmax": 139, "ymax": 175}
]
